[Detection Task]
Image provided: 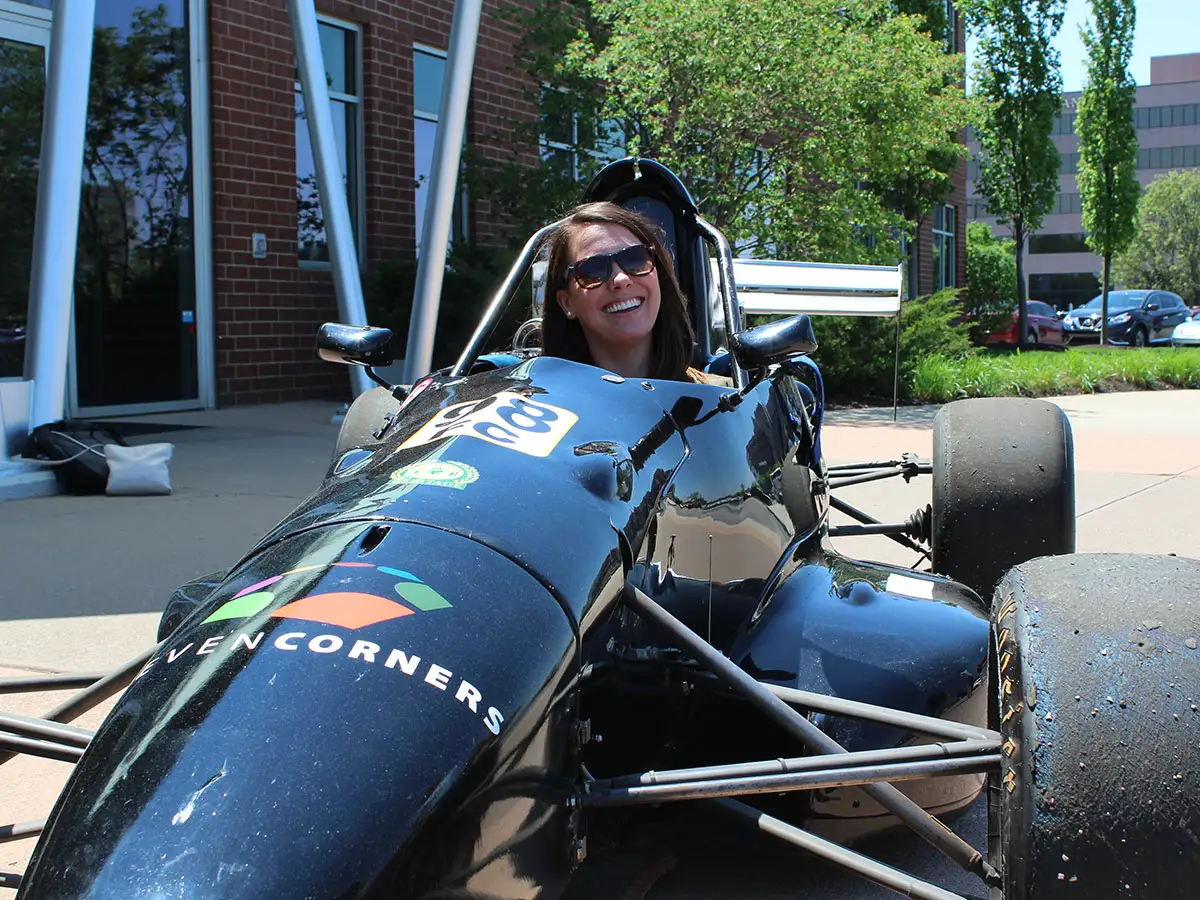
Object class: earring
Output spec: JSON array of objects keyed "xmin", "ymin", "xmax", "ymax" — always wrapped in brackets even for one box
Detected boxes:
[{"xmin": 565, "ymin": 311, "xmax": 574, "ymax": 319}]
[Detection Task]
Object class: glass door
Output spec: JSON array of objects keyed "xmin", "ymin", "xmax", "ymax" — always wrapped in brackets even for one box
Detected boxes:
[
  {"xmin": 0, "ymin": 2, "xmax": 49, "ymax": 384},
  {"xmin": 69, "ymin": 0, "xmax": 200, "ymax": 415}
]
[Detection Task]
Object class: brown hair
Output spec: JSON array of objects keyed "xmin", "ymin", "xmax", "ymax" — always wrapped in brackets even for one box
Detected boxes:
[{"xmin": 540, "ymin": 202, "xmax": 695, "ymax": 381}]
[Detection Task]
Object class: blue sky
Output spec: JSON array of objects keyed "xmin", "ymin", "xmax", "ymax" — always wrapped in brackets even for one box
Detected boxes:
[{"xmin": 967, "ymin": 0, "xmax": 1197, "ymax": 93}]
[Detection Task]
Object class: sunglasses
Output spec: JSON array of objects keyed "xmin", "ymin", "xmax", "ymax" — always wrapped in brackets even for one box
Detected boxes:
[{"xmin": 567, "ymin": 244, "xmax": 656, "ymax": 289}]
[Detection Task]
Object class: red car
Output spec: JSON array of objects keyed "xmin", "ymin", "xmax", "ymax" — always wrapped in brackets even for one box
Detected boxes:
[{"xmin": 984, "ymin": 300, "xmax": 1066, "ymax": 346}]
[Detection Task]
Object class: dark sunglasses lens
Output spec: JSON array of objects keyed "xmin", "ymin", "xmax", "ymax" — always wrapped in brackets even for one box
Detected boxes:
[
  {"xmin": 573, "ymin": 255, "xmax": 613, "ymax": 288},
  {"xmin": 615, "ymin": 245, "xmax": 655, "ymax": 276}
]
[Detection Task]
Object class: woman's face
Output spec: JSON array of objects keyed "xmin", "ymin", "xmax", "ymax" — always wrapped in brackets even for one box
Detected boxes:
[{"xmin": 556, "ymin": 223, "xmax": 662, "ymax": 362}]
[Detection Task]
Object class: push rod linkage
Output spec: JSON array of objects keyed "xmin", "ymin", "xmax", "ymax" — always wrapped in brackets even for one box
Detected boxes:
[
  {"xmin": 0, "ymin": 674, "xmax": 103, "ymax": 694},
  {"xmin": 713, "ymin": 798, "xmax": 976, "ymax": 900},
  {"xmin": 595, "ymin": 739, "xmax": 998, "ymax": 791},
  {"xmin": 762, "ymin": 684, "xmax": 997, "ymax": 743},
  {"xmin": 0, "ymin": 732, "xmax": 83, "ymax": 763},
  {"xmin": 0, "ymin": 712, "xmax": 93, "ymax": 748},
  {"xmin": 585, "ymin": 753, "xmax": 1000, "ymax": 807},
  {"xmin": 0, "ymin": 820, "xmax": 45, "ymax": 843},
  {"xmin": 621, "ymin": 583, "xmax": 999, "ymax": 886},
  {"xmin": 827, "ymin": 494, "xmax": 928, "ymax": 555},
  {"xmin": 0, "ymin": 644, "xmax": 157, "ymax": 767}
]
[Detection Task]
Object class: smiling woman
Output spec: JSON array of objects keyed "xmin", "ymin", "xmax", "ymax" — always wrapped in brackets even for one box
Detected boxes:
[{"xmin": 540, "ymin": 202, "xmax": 704, "ymax": 382}]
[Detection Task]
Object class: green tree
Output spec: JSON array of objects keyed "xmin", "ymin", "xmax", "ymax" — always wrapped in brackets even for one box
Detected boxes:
[
  {"xmin": 964, "ymin": 221, "xmax": 1018, "ymax": 343},
  {"xmin": 1112, "ymin": 170, "xmax": 1200, "ymax": 305},
  {"xmin": 1076, "ymin": 0, "xmax": 1139, "ymax": 344},
  {"xmin": 963, "ymin": 0, "xmax": 1065, "ymax": 348},
  {"xmin": 476, "ymin": 0, "xmax": 972, "ymax": 267}
]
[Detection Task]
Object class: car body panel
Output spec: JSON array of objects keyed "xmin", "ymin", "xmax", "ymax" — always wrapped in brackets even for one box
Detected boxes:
[
  {"xmin": 984, "ymin": 301, "xmax": 1065, "ymax": 346},
  {"xmin": 1170, "ymin": 310, "xmax": 1200, "ymax": 346}
]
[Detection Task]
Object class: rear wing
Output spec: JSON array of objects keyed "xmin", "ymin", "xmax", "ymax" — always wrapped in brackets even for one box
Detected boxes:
[{"xmin": 719, "ymin": 259, "xmax": 904, "ymax": 317}]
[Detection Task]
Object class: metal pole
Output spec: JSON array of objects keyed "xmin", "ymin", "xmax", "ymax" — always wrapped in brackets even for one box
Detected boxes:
[
  {"xmin": 287, "ymin": 0, "xmax": 370, "ymax": 397},
  {"xmin": 713, "ymin": 798, "xmax": 973, "ymax": 900},
  {"xmin": 0, "ymin": 645, "xmax": 156, "ymax": 767},
  {"xmin": 0, "ymin": 820, "xmax": 45, "ymax": 844},
  {"xmin": 623, "ymin": 582, "xmax": 996, "ymax": 884},
  {"xmin": 595, "ymin": 738, "xmax": 998, "ymax": 790},
  {"xmin": 23, "ymin": 0, "xmax": 97, "ymax": 428},
  {"xmin": 404, "ymin": 0, "xmax": 483, "ymax": 383},
  {"xmin": 584, "ymin": 755, "xmax": 999, "ymax": 807}
]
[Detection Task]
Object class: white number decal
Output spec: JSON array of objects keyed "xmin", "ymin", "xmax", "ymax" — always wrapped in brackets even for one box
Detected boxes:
[{"xmin": 399, "ymin": 392, "xmax": 578, "ymax": 458}]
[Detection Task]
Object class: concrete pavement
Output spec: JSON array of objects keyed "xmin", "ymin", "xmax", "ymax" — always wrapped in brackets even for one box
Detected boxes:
[{"xmin": 2, "ymin": 389, "xmax": 1198, "ymax": 894}]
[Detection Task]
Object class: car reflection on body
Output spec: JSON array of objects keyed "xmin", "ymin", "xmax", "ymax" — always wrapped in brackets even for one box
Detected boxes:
[
  {"xmin": 1061, "ymin": 289, "xmax": 1190, "ymax": 346},
  {"xmin": 1170, "ymin": 308, "xmax": 1200, "ymax": 347}
]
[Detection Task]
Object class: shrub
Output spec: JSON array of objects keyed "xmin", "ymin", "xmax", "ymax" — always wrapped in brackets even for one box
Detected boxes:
[
  {"xmin": 811, "ymin": 288, "xmax": 974, "ymax": 403},
  {"xmin": 964, "ymin": 221, "xmax": 1017, "ymax": 344}
]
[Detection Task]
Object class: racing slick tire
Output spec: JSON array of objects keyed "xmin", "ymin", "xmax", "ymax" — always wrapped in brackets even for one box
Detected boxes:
[
  {"xmin": 931, "ymin": 398, "xmax": 1074, "ymax": 598},
  {"xmin": 332, "ymin": 386, "xmax": 402, "ymax": 460},
  {"xmin": 989, "ymin": 553, "xmax": 1200, "ymax": 899}
]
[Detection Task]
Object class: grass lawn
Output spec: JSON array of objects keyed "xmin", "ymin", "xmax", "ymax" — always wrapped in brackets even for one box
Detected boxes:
[{"xmin": 909, "ymin": 345, "xmax": 1200, "ymax": 404}]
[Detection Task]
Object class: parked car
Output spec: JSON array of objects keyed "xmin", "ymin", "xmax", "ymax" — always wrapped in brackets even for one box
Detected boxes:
[
  {"xmin": 1170, "ymin": 307, "xmax": 1200, "ymax": 347},
  {"xmin": 1061, "ymin": 289, "xmax": 1190, "ymax": 346},
  {"xmin": 984, "ymin": 300, "xmax": 1066, "ymax": 346}
]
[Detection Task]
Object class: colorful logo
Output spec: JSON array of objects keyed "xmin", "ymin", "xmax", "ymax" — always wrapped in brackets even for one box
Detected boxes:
[
  {"xmin": 389, "ymin": 459, "xmax": 479, "ymax": 490},
  {"xmin": 202, "ymin": 562, "xmax": 452, "ymax": 630}
]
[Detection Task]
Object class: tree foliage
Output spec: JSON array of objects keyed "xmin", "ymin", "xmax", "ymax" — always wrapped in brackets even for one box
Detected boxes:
[
  {"xmin": 962, "ymin": 0, "xmax": 1065, "ymax": 343},
  {"xmin": 1112, "ymin": 170, "xmax": 1200, "ymax": 305},
  {"xmin": 474, "ymin": 0, "xmax": 972, "ymax": 266},
  {"xmin": 1075, "ymin": 0, "xmax": 1139, "ymax": 342},
  {"xmin": 964, "ymin": 221, "xmax": 1018, "ymax": 342}
]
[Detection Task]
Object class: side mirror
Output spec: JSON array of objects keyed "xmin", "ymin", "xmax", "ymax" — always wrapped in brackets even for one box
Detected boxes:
[
  {"xmin": 730, "ymin": 314, "xmax": 817, "ymax": 370},
  {"xmin": 1146, "ymin": 302, "xmax": 1160, "ymax": 311},
  {"xmin": 317, "ymin": 323, "xmax": 395, "ymax": 367}
]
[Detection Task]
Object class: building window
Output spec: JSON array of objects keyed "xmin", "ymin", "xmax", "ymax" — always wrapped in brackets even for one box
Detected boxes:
[
  {"xmin": 941, "ymin": 0, "xmax": 956, "ymax": 52},
  {"xmin": 539, "ymin": 86, "xmax": 625, "ymax": 182},
  {"xmin": 931, "ymin": 204, "xmax": 956, "ymax": 290},
  {"xmin": 1052, "ymin": 193, "xmax": 1082, "ymax": 215},
  {"xmin": 1052, "ymin": 111, "xmax": 1076, "ymax": 135},
  {"xmin": 1135, "ymin": 103, "xmax": 1199, "ymax": 130},
  {"xmin": 1030, "ymin": 232, "xmax": 1090, "ymax": 254},
  {"xmin": 1060, "ymin": 152, "xmax": 1078, "ymax": 175},
  {"xmin": 413, "ymin": 45, "xmax": 467, "ymax": 255},
  {"xmin": 295, "ymin": 17, "xmax": 363, "ymax": 263},
  {"xmin": 1138, "ymin": 144, "xmax": 1200, "ymax": 170}
]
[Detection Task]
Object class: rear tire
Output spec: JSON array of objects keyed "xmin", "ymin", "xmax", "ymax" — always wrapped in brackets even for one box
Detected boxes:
[
  {"xmin": 932, "ymin": 398, "xmax": 1074, "ymax": 598},
  {"xmin": 332, "ymin": 386, "xmax": 402, "ymax": 461},
  {"xmin": 989, "ymin": 554, "xmax": 1200, "ymax": 898}
]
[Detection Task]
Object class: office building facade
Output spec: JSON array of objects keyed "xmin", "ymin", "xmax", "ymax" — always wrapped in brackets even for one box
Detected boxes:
[{"xmin": 967, "ymin": 52, "xmax": 1200, "ymax": 312}]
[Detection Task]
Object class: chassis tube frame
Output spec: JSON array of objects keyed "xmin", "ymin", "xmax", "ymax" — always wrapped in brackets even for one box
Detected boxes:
[{"xmin": 622, "ymin": 582, "xmax": 998, "ymax": 887}]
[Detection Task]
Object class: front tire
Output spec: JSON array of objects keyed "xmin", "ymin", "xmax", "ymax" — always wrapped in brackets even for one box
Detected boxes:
[
  {"xmin": 932, "ymin": 398, "xmax": 1075, "ymax": 598},
  {"xmin": 989, "ymin": 554, "xmax": 1200, "ymax": 898},
  {"xmin": 1132, "ymin": 326, "xmax": 1149, "ymax": 347}
]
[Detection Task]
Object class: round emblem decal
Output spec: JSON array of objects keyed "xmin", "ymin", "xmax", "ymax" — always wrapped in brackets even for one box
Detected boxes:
[{"xmin": 389, "ymin": 459, "xmax": 479, "ymax": 490}]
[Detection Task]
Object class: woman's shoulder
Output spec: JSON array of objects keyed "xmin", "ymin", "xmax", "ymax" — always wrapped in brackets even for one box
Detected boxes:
[{"xmin": 684, "ymin": 366, "xmax": 734, "ymax": 388}]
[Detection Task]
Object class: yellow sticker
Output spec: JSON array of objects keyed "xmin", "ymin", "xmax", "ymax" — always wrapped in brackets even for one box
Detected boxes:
[{"xmin": 400, "ymin": 391, "xmax": 578, "ymax": 458}]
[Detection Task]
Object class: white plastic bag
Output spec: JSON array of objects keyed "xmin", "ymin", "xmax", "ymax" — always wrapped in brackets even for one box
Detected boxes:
[{"xmin": 104, "ymin": 443, "xmax": 174, "ymax": 496}]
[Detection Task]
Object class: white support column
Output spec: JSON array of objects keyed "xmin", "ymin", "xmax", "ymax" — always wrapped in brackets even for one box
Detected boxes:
[
  {"xmin": 403, "ymin": 0, "xmax": 482, "ymax": 384},
  {"xmin": 23, "ymin": 0, "xmax": 97, "ymax": 429},
  {"xmin": 288, "ymin": 0, "xmax": 370, "ymax": 397}
]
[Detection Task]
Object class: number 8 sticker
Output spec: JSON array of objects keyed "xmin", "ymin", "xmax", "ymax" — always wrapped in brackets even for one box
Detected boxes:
[{"xmin": 400, "ymin": 391, "xmax": 578, "ymax": 457}]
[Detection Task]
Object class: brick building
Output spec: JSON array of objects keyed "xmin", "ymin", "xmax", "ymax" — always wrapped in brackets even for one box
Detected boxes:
[{"xmin": 0, "ymin": 0, "xmax": 965, "ymax": 425}]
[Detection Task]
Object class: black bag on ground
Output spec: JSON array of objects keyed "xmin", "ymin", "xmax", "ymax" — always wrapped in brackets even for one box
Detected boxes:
[{"xmin": 22, "ymin": 420, "xmax": 128, "ymax": 495}]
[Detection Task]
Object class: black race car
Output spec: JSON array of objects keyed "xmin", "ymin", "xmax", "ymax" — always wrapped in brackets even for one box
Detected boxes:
[{"xmin": 4, "ymin": 160, "xmax": 1198, "ymax": 900}]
